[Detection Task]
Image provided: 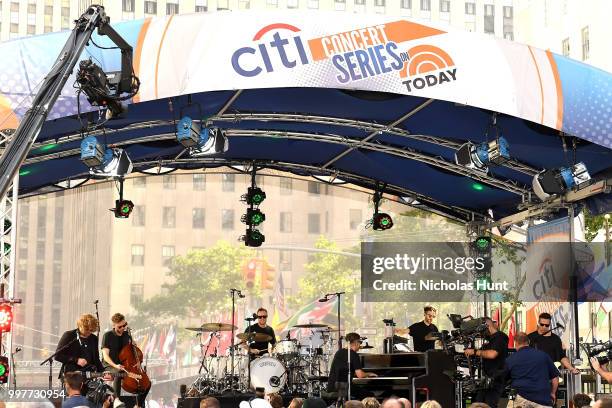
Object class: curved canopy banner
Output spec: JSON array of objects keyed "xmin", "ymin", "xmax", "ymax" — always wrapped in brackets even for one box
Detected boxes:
[{"xmin": 0, "ymin": 11, "xmax": 610, "ymax": 148}]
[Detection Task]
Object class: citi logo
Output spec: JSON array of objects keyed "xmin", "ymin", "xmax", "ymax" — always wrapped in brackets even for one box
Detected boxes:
[
  {"xmin": 231, "ymin": 23, "xmax": 310, "ymax": 77},
  {"xmin": 400, "ymin": 45, "xmax": 457, "ymax": 92}
]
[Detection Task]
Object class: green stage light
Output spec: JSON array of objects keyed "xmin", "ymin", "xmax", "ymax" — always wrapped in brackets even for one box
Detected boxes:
[
  {"xmin": 242, "ymin": 228, "xmax": 265, "ymax": 247},
  {"xmin": 113, "ymin": 199, "xmax": 134, "ymax": 219},
  {"xmin": 242, "ymin": 187, "xmax": 266, "ymax": 206},
  {"xmin": 472, "ymin": 183, "xmax": 484, "ymax": 191},
  {"xmin": 242, "ymin": 208, "xmax": 265, "ymax": 226},
  {"xmin": 373, "ymin": 213, "xmax": 393, "ymax": 231}
]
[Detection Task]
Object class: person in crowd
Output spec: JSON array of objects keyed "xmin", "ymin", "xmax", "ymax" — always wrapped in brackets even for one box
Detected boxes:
[
  {"xmin": 593, "ymin": 398, "xmax": 612, "ymax": 408},
  {"xmin": 245, "ymin": 307, "xmax": 277, "ymax": 357},
  {"xmin": 464, "ymin": 318, "xmax": 509, "ymax": 407},
  {"xmin": 469, "ymin": 404, "xmax": 491, "ymax": 408},
  {"xmin": 361, "ymin": 397, "xmax": 380, "ymax": 408},
  {"xmin": 407, "ymin": 306, "xmax": 439, "ymax": 352},
  {"xmin": 528, "ymin": 313, "xmax": 579, "ymax": 374},
  {"xmin": 420, "ymin": 402, "xmax": 442, "ymax": 408},
  {"xmin": 301, "ymin": 398, "xmax": 326, "ymax": 408},
  {"xmin": 571, "ymin": 393, "xmax": 592, "ymax": 408},
  {"xmin": 344, "ymin": 401, "xmax": 364, "ymax": 408},
  {"xmin": 62, "ymin": 371, "xmax": 113, "ymax": 408},
  {"xmin": 199, "ymin": 397, "xmax": 220, "ymax": 408},
  {"xmin": 267, "ymin": 393, "xmax": 283, "ymax": 408},
  {"xmin": 287, "ymin": 398, "xmax": 304, "ymax": 408},
  {"xmin": 591, "ymin": 356, "xmax": 612, "ymax": 383},
  {"xmin": 55, "ymin": 314, "xmax": 105, "ymax": 379},
  {"xmin": 381, "ymin": 399, "xmax": 402, "ymax": 408},
  {"xmin": 504, "ymin": 331, "xmax": 560, "ymax": 407},
  {"xmin": 397, "ymin": 397, "xmax": 411, "ymax": 408},
  {"xmin": 328, "ymin": 332, "xmax": 377, "ymax": 395}
]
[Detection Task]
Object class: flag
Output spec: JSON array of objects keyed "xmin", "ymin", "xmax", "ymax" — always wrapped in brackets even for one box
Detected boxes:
[
  {"xmin": 182, "ymin": 340, "xmax": 193, "ymax": 366},
  {"xmin": 274, "ymin": 273, "xmax": 287, "ymax": 318},
  {"xmin": 597, "ymin": 303, "xmax": 607, "ymax": 327},
  {"xmin": 163, "ymin": 325, "xmax": 176, "ymax": 357},
  {"xmin": 158, "ymin": 328, "xmax": 167, "ymax": 357},
  {"xmin": 279, "ymin": 297, "xmax": 338, "ymax": 337}
]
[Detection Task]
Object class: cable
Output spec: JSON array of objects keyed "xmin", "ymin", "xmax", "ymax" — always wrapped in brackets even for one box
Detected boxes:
[{"xmin": 88, "ymin": 35, "xmax": 119, "ymax": 50}]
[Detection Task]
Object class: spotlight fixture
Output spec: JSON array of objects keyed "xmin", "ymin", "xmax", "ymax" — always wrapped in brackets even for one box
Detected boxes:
[
  {"xmin": 80, "ymin": 136, "xmax": 133, "ymax": 178},
  {"xmin": 242, "ymin": 187, "xmax": 266, "ymax": 206},
  {"xmin": 0, "ymin": 356, "xmax": 8, "ymax": 384},
  {"xmin": 532, "ymin": 162, "xmax": 591, "ymax": 201},
  {"xmin": 455, "ymin": 136, "xmax": 510, "ymax": 173},
  {"xmin": 113, "ymin": 199, "xmax": 134, "ymax": 219},
  {"xmin": 241, "ymin": 228, "xmax": 265, "ymax": 247},
  {"xmin": 373, "ymin": 212, "xmax": 393, "ymax": 231},
  {"xmin": 176, "ymin": 116, "xmax": 229, "ymax": 156},
  {"xmin": 0, "ymin": 304, "xmax": 12, "ymax": 332},
  {"xmin": 241, "ymin": 208, "xmax": 266, "ymax": 226}
]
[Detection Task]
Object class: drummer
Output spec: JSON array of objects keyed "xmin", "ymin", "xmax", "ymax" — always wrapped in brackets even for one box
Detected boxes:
[{"xmin": 245, "ymin": 307, "xmax": 277, "ymax": 358}]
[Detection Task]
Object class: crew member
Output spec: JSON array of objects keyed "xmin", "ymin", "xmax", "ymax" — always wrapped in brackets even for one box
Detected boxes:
[
  {"xmin": 55, "ymin": 314, "xmax": 105, "ymax": 379},
  {"xmin": 590, "ymin": 357, "xmax": 612, "ymax": 384},
  {"xmin": 327, "ymin": 332, "xmax": 377, "ymax": 396},
  {"xmin": 245, "ymin": 307, "xmax": 277, "ymax": 357},
  {"xmin": 408, "ymin": 306, "xmax": 438, "ymax": 352},
  {"xmin": 102, "ymin": 313, "xmax": 150, "ymax": 408},
  {"xmin": 464, "ymin": 317, "xmax": 509, "ymax": 408},
  {"xmin": 504, "ymin": 332, "xmax": 560, "ymax": 407},
  {"xmin": 528, "ymin": 313, "xmax": 579, "ymax": 374},
  {"xmin": 62, "ymin": 371, "xmax": 113, "ymax": 408}
]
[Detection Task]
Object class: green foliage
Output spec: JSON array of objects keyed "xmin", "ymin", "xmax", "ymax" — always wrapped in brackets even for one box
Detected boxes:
[
  {"xmin": 131, "ymin": 240, "xmax": 255, "ymax": 329},
  {"xmin": 583, "ymin": 208, "xmax": 607, "ymax": 242}
]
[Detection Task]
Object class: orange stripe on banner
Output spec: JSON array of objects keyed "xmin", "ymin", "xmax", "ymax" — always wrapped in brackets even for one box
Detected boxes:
[
  {"xmin": 155, "ymin": 15, "xmax": 174, "ymax": 99},
  {"xmin": 253, "ymin": 23, "xmax": 300, "ymax": 41},
  {"xmin": 308, "ymin": 20, "xmax": 446, "ymax": 62},
  {"xmin": 527, "ymin": 45, "xmax": 545, "ymax": 125},
  {"xmin": 545, "ymin": 50, "xmax": 564, "ymax": 130},
  {"xmin": 132, "ymin": 18, "xmax": 152, "ymax": 103}
]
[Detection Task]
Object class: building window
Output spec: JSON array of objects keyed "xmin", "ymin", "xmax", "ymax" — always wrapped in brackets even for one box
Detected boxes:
[
  {"xmin": 581, "ymin": 26, "xmax": 589, "ymax": 60},
  {"xmin": 465, "ymin": 2, "xmax": 475, "ymax": 15},
  {"xmin": 484, "ymin": 4, "xmax": 495, "ymax": 34},
  {"xmin": 195, "ymin": 0, "xmax": 207, "ymax": 12},
  {"xmin": 162, "ymin": 207, "xmax": 176, "ymax": 228},
  {"xmin": 193, "ymin": 208, "xmax": 205, "ymax": 229},
  {"xmin": 308, "ymin": 181, "xmax": 321, "ymax": 195},
  {"xmin": 133, "ymin": 177, "xmax": 146, "ymax": 188},
  {"xmin": 440, "ymin": 0, "xmax": 450, "ymax": 12},
  {"xmin": 144, "ymin": 0, "xmax": 157, "ymax": 14},
  {"xmin": 504, "ymin": 32, "xmax": 514, "ymax": 41},
  {"xmin": 239, "ymin": 0, "xmax": 250, "ymax": 8},
  {"xmin": 130, "ymin": 284, "xmax": 144, "ymax": 306},
  {"xmin": 10, "ymin": 23, "xmax": 18, "ymax": 33},
  {"xmin": 131, "ymin": 245, "xmax": 144, "ymax": 266},
  {"xmin": 10, "ymin": 2, "xmax": 18, "ymax": 12},
  {"xmin": 374, "ymin": 0, "xmax": 385, "ymax": 6},
  {"xmin": 161, "ymin": 245, "xmax": 175, "ymax": 267},
  {"xmin": 280, "ymin": 212, "xmax": 292, "ymax": 233},
  {"xmin": 222, "ymin": 174, "xmax": 235, "ymax": 192},
  {"xmin": 420, "ymin": 0, "xmax": 430, "ymax": 11},
  {"xmin": 349, "ymin": 209, "xmax": 362, "ymax": 230},
  {"xmin": 222, "ymin": 209, "xmax": 234, "ymax": 230},
  {"xmin": 308, "ymin": 213, "xmax": 320, "ymax": 234},
  {"xmin": 166, "ymin": 2, "xmax": 179, "ymax": 14},
  {"xmin": 287, "ymin": 0, "xmax": 298, "ymax": 8},
  {"xmin": 280, "ymin": 178, "xmax": 292, "ymax": 195},
  {"xmin": 132, "ymin": 205, "xmax": 145, "ymax": 227},
  {"xmin": 562, "ymin": 38, "xmax": 570, "ymax": 57},
  {"xmin": 307, "ymin": 0, "xmax": 318, "ymax": 9},
  {"xmin": 280, "ymin": 250, "xmax": 292, "ymax": 272},
  {"xmin": 61, "ymin": 7, "xmax": 70, "ymax": 29},
  {"xmin": 27, "ymin": 3, "xmax": 36, "ymax": 13},
  {"xmin": 355, "ymin": 0, "xmax": 365, "ymax": 5},
  {"xmin": 503, "ymin": 5, "xmax": 512, "ymax": 18},
  {"xmin": 267, "ymin": 0, "xmax": 278, "ymax": 7},
  {"xmin": 401, "ymin": 0, "xmax": 411, "ymax": 8},
  {"xmin": 217, "ymin": 0, "xmax": 228, "ymax": 9},
  {"xmin": 193, "ymin": 174, "xmax": 206, "ymax": 190},
  {"xmin": 163, "ymin": 174, "xmax": 176, "ymax": 189},
  {"xmin": 122, "ymin": 0, "xmax": 134, "ymax": 12}
]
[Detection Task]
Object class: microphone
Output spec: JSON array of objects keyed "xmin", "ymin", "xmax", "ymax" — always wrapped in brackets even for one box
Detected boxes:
[
  {"xmin": 556, "ymin": 323, "xmax": 565, "ymax": 330},
  {"xmin": 238, "ymin": 291, "xmax": 246, "ymax": 298},
  {"xmin": 94, "ymin": 300, "xmax": 99, "ymax": 305},
  {"xmin": 318, "ymin": 297, "xmax": 329, "ymax": 302},
  {"xmin": 15, "ymin": 347, "xmax": 22, "ymax": 353}
]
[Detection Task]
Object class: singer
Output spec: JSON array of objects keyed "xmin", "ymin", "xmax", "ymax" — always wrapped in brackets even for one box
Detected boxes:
[
  {"xmin": 54, "ymin": 314, "xmax": 105, "ymax": 383},
  {"xmin": 245, "ymin": 307, "xmax": 276, "ymax": 357},
  {"xmin": 527, "ymin": 313, "xmax": 579, "ymax": 374}
]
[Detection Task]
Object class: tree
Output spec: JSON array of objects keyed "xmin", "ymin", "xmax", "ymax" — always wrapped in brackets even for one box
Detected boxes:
[
  {"xmin": 583, "ymin": 207, "xmax": 607, "ymax": 242},
  {"xmin": 131, "ymin": 240, "xmax": 256, "ymax": 329}
]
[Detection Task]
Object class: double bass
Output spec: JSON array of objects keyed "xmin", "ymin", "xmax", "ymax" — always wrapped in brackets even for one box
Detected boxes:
[{"xmin": 118, "ymin": 328, "xmax": 151, "ymax": 394}]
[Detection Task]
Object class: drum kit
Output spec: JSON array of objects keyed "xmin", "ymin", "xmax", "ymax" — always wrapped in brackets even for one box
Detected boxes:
[{"xmin": 186, "ymin": 322, "xmax": 338, "ymax": 396}]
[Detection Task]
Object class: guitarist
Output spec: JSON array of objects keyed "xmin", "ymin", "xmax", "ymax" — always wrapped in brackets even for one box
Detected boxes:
[
  {"xmin": 102, "ymin": 313, "xmax": 150, "ymax": 407},
  {"xmin": 55, "ymin": 314, "xmax": 106, "ymax": 384}
]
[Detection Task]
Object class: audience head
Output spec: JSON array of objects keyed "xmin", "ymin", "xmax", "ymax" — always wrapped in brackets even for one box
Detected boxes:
[
  {"xmin": 420, "ymin": 401, "xmax": 442, "ymax": 408},
  {"xmin": 344, "ymin": 401, "xmax": 364, "ymax": 408},
  {"xmin": 381, "ymin": 399, "xmax": 403, "ymax": 408},
  {"xmin": 302, "ymin": 398, "xmax": 327, "ymax": 408},
  {"xmin": 199, "ymin": 397, "xmax": 221, "ymax": 408},
  {"xmin": 572, "ymin": 393, "xmax": 591, "ymax": 408},
  {"xmin": 288, "ymin": 398, "xmax": 304, "ymax": 408},
  {"xmin": 469, "ymin": 404, "xmax": 491, "ymax": 408},
  {"xmin": 362, "ymin": 397, "xmax": 380, "ymax": 408},
  {"xmin": 513, "ymin": 332, "xmax": 530, "ymax": 349},
  {"xmin": 397, "ymin": 398, "xmax": 411, "ymax": 408},
  {"xmin": 593, "ymin": 398, "xmax": 612, "ymax": 408},
  {"xmin": 64, "ymin": 371, "xmax": 84, "ymax": 394},
  {"xmin": 267, "ymin": 393, "xmax": 283, "ymax": 408}
]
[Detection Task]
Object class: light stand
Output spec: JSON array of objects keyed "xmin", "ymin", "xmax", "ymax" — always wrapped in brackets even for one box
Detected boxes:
[
  {"xmin": 319, "ymin": 292, "xmax": 345, "ymax": 350},
  {"xmin": 10, "ymin": 347, "xmax": 20, "ymax": 391},
  {"xmin": 229, "ymin": 288, "xmax": 244, "ymax": 390}
]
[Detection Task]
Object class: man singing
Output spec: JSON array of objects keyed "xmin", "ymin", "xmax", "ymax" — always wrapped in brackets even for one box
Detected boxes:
[
  {"xmin": 408, "ymin": 306, "xmax": 439, "ymax": 352},
  {"xmin": 528, "ymin": 313, "xmax": 579, "ymax": 374},
  {"xmin": 464, "ymin": 318, "xmax": 509, "ymax": 408},
  {"xmin": 55, "ymin": 314, "xmax": 105, "ymax": 378},
  {"xmin": 102, "ymin": 313, "xmax": 150, "ymax": 407},
  {"xmin": 245, "ymin": 307, "xmax": 276, "ymax": 357}
]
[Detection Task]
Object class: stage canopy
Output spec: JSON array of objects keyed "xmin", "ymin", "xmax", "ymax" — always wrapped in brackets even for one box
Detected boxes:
[{"xmin": 0, "ymin": 11, "xmax": 610, "ymax": 222}]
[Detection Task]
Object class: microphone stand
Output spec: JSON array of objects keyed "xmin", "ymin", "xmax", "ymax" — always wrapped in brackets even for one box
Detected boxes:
[
  {"xmin": 322, "ymin": 292, "xmax": 345, "ymax": 350},
  {"xmin": 229, "ymin": 288, "xmax": 244, "ymax": 391},
  {"xmin": 41, "ymin": 331, "xmax": 80, "ymax": 389},
  {"xmin": 11, "ymin": 347, "xmax": 20, "ymax": 391},
  {"xmin": 94, "ymin": 300, "xmax": 100, "ymax": 338}
]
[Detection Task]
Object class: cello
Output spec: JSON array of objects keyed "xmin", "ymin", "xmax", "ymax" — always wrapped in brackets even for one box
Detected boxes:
[{"xmin": 118, "ymin": 328, "xmax": 151, "ymax": 394}]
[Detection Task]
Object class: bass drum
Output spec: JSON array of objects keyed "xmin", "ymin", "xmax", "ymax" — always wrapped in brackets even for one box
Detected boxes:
[{"xmin": 250, "ymin": 356, "xmax": 286, "ymax": 394}]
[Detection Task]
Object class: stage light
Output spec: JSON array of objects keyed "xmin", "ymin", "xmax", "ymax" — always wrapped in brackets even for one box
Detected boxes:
[
  {"xmin": 113, "ymin": 199, "xmax": 134, "ymax": 219},
  {"xmin": 455, "ymin": 137, "xmax": 510, "ymax": 173},
  {"xmin": 177, "ymin": 117, "xmax": 229, "ymax": 156},
  {"xmin": 241, "ymin": 208, "xmax": 265, "ymax": 226},
  {"xmin": 474, "ymin": 236, "xmax": 492, "ymax": 253},
  {"xmin": 532, "ymin": 162, "xmax": 591, "ymax": 201},
  {"xmin": 0, "ymin": 356, "xmax": 8, "ymax": 384},
  {"xmin": 242, "ymin": 187, "xmax": 266, "ymax": 206},
  {"xmin": 241, "ymin": 228, "xmax": 265, "ymax": 247},
  {"xmin": 80, "ymin": 136, "xmax": 133, "ymax": 178},
  {"xmin": 0, "ymin": 304, "xmax": 13, "ymax": 332},
  {"xmin": 372, "ymin": 213, "xmax": 393, "ymax": 230}
]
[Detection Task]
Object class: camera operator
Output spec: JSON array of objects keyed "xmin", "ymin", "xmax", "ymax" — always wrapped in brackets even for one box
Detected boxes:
[
  {"xmin": 590, "ymin": 357, "xmax": 612, "ymax": 384},
  {"xmin": 464, "ymin": 317, "xmax": 509, "ymax": 408},
  {"xmin": 62, "ymin": 371, "xmax": 113, "ymax": 408}
]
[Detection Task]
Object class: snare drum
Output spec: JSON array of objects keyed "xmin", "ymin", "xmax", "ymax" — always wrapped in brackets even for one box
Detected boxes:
[
  {"xmin": 250, "ymin": 356, "xmax": 287, "ymax": 393},
  {"xmin": 273, "ymin": 339, "xmax": 299, "ymax": 361}
]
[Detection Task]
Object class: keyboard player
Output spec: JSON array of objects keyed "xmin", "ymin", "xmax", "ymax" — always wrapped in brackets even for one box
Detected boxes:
[{"xmin": 328, "ymin": 332, "xmax": 377, "ymax": 397}]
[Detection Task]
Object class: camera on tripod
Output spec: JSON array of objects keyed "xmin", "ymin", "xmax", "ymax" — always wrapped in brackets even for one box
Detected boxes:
[{"xmin": 86, "ymin": 379, "xmax": 115, "ymax": 406}]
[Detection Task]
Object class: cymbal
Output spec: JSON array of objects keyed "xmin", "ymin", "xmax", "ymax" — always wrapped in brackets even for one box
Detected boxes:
[
  {"xmin": 361, "ymin": 343, "xmax": 374, "ymax": 349},
  {"xmin": 185, "ymin": 323, "xmax": 237, "ymax": 332},
  {"xmin": 293, "ymin": 323, "xmax": 329, "ymax": 328},
  {"xmin": 237, "ymin": 332, "xmax": 273, "ymax": 342}
]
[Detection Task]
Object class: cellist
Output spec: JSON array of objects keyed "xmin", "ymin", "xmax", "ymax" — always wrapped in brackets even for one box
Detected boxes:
[{"xmin": 102, "ymin": 313, "xmax": 150, "ymax": 407}]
